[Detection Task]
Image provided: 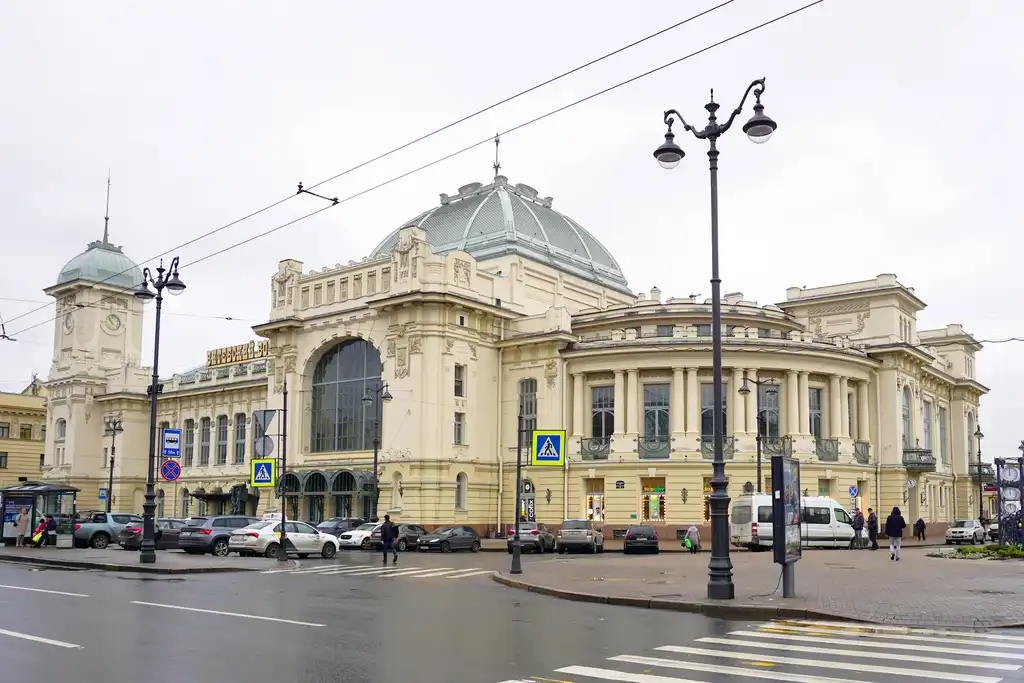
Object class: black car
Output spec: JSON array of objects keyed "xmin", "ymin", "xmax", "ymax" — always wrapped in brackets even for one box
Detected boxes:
[
  {"xmin": 623, "ymin": 525, "xmax": 660, "ymax": 554},
  {"xmin": 315, "ymin": 517, "xmax": 365, "ymax": 538},
  {"xmin": 370, "ymin": 523, "xmax": 428, "ymax": 551},
  {"xmin": 117, "ymin": 518, "xmax": 187, "ymax": 550},
  {"xmin": 178, "ymin": 516, "xmax": 258, "ymax": 556},
  {"xmin": 417, "ymin": 525, "xmax": 482, "ymax": 553}
]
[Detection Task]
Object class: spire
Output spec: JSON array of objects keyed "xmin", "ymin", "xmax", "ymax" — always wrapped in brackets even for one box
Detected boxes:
[
  {"xmin": 492, "ymin": 134, "xmax": 501, "ymax": 179},
  {"xmin": 102, "ymin": 170, "xmax": 111, "ymax": 244}
]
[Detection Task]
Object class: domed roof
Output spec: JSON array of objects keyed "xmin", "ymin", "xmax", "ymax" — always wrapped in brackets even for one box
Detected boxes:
[
  {"xmin": 57, "ymin": 232, "xmax": 142, "ymax": 290},
  {"xmin": 371, "ymin": 176, "xmax": 631, "ymax": 294}
]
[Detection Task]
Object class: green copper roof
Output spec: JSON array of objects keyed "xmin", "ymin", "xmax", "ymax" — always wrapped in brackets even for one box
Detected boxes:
[{"xmin": 57, "ymin": 236, "xmax": 142, "ymax": 290}]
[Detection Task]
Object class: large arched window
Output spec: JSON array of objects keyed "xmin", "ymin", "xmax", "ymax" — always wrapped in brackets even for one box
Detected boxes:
[
  {"xmin": 310, "ymin": 339, "xmax": 384, "ymax": 452},
  {"xmin": 56, "ymin": 418, "xmax": 67, "ymax": 440},
  {"xmin": 901, "ymin": 386, "xmax": 913, "ymax": 448}
]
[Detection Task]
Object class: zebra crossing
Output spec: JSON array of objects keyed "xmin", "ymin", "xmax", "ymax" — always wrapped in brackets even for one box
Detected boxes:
[
  {"xmin": 499, "ymin": 618, "xmax": 1024, "ymax": 683},
  {"xmin": 260, "ymin": 561, "xmax": 494, "ymax": 581}
]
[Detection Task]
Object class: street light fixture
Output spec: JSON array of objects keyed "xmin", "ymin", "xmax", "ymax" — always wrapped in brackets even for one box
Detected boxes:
[
  {"xmin": 654, "ymin": 78, "xmax": 777, "ymax": 601},
  {"xmin": 134, "ymin": 257, "xmax": 185, "ymax": 564},
  {"xmin": 738, "ymin": 376, "xmax": 778, "ymax": 493},
  {"xmin": 103, "ymin": 415, "xmax": 124, "ymax": 514},
  {"xmin": 975, "ymin": 424, "xmax": 985, "ymax": 526},
  {"xmin": 362, "ymin": 383, "xmax": 393, "ymax": 521}
]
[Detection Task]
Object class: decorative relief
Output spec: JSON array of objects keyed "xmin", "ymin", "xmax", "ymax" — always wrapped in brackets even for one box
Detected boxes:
[
  {"xmin": 851, "ymin": 311, "xmax": 870, "ymax": 335},
  {"xmin": 452, "ymin": 445, "xmax": 468, "ymax": 459},
  {"xmin": 386, "ymin": 339, "xmax": 396, "ymax": 358},
  {"xmin": 545, "ymin": 359, "xmax": 559, "ymax": 388},
  {"xmin": 468, "ymin": 342, "xmax": 477, "ymax": 360},
  {"xmin": 453, "ymin": 259, "xmax": 471, "ymax": 288},
  {"xmin": 409, "ymin": 336, "xmax": 422, "ymax": 354},
  {"xmin": 589, "ymin": 372, "xmax": 614, "ymax": 382},
  {"xmin": 445, "ymin": 338, "xmax": 455, "ymax": 354},
  {"xmin": 807, "ymin": 302, "xmax": 870, "ymax": 316},
  {"xmin": 396, "ymin": 348, "xmax": 409, "ymax": 379},
  {"xmin": 808, "ymin": 317, "xmax": 824, "ymax": 338},
  {"xmin": 395, "ymin": 323, "xmax": 408, "ymax": 338}
]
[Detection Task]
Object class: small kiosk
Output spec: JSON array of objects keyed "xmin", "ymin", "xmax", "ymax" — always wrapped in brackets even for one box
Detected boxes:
[{"xmin": 1, "ymin": 482, "xmax": 80, "ymax": 547}]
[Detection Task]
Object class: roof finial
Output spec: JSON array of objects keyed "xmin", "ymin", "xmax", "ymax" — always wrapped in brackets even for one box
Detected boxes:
[
  {"xmin": 492, "ymin": 133, "xmax": 501, "ymax": 179},
  {"xmin": 102, "ymin": 170, "xmax": 111, "ymax": 244}
]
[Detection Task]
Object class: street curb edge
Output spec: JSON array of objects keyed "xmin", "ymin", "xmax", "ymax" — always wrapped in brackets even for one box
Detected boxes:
[{"xmin": 0, "ymin": 554, "xmax": 258, "ymax": 574}]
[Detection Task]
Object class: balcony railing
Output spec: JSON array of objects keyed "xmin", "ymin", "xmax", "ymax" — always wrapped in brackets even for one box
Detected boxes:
[
  {"xmin": 700, "ymin": 436, "xmax": 736, "ymax": 460},
  {"xmin": 815, "ymin": 437, "xmax": 840, "ymax": 462},
  {"xmin": 969, "ymin": 462, "xmax": 995, "ymax": 483},
  {"xmin": 902, "ymin": 447, "xmax": 936, "ymax": 471},
  {"xmin": 580, "ymin": 437, "xmax": 611, "ymax": 461},
  {"xmin": 761, "ymin": 436, "xmax": 792, "ymax": 457},
  {"xmin": 637, "ymin": 435, "xmax": 671, "ymax": 460},
  {"xmin": 853, "ymin": 440, "xmax": 871, "ymax": 464}
]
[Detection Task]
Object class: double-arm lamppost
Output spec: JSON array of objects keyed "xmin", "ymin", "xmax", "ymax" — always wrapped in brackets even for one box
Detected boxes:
[
  {"xmin": 361, "ymin": 382, "xmax": 393, "ymax": 522},
  {"xmin": 975, "ymin": 424, "xmax": 985, "ymax": 525},
  {"xmin": 738, "ymin": 376, "xmax": 777, "ymax": 494},
  {"xmin": 134, "ymin": 258, "xmax": 186, "ymax": 564},
  {"xmin": 654, "ymin": 78, "xmax": 777, "ymax": 600},
  {"xmin": 103, "ymin": 415, "xmax": 124, "ymax": 514}
]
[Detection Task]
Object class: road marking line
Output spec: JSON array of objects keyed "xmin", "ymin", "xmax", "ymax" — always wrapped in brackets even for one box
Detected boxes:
[
  {"xmin": 379, "ymin": 567, "xmax": 457, "ymax": 578},
  {"xmin": 443, "ymin": 569, "xmax": 495, "ymax": 579},
  {"xmin": 656, "ymin": 645, "xmax": 1001, "ymax": 682},
  {"xmin": 694, "ymin": 638, "xmax": 1019, "ymax": 672},
  {"xmin": 613, "ymin": 654, "xmax": 877, "ymax": 683},
  {"xmin": 0, "ymin": 584, "xmax": 89, "ymax": 597},
  {"xmin": 762, "ymin": 624, "xmax": 1024, "ymax": 650},
  {"xmin": 131, "ymin": 601, "xmax": 323, "ymax": 627},
  {"xmin": 320, "ymin": 566, "xmax": 406, "ymax": 576},
  {"xmin": 779, "ymin": 620, "xmax": 1024, "ymax": 642},
  {"xmin": 557, "ymin": 664, "xmax": 702, "ymax": 682},
  {"xmin": 286, "ymin": 567, "xmax": 346, "ymax": 574},
  {"xmin": 731, "ymin": 630, "xmax": 1020, "ymax": 659},
  {"xmin": 393, "ymin": 568, "xmax": 465, "ymax": 578},
  {"xmin": 0, "ymin": 628, "xmax": 82, "ymax": 649}
]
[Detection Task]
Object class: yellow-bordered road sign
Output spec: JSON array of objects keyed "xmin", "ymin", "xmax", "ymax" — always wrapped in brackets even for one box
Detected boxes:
[
  {"xmin": 531, "ymin": 430, "xmax": 566, "ymax": 466},
  {"xmin": 250, "ymin": 458, "xmax": 277, "ymax": 487}
]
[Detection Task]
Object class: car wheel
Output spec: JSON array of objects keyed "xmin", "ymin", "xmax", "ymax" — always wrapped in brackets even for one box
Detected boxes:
[
  {"xmin": 397, "ymin": 539, "xmax": 408, "ymax": 552},
  {"xmin": 361, "ymin": 538, "xmax": 371, "ymax": 550},
  {"xmin": 557, "ymin": 545, "xmax": 565, "ymax": 554},
  {"xmin": 321, "ymin": 543, "xmax": 337, "ymax": 559},
  {"xmin": 471, "ymin": 540, "xmax": 481, "ymax": 553},
  {"xmin": 90, "ymin": 533, "xmax": 110, "ymax": 550},
  {"xmin": 264, "ymin": 543, "xmax": 281, "ymax": 559},
  {"xmin": 440, "ymin": 541, "xmax": 452, "ymax": 553},
  {"xmin": 212, "ymin": 539, "xmax": 230, "ymax": 557}
]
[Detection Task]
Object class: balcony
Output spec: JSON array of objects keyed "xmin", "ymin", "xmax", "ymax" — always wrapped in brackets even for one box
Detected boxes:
[
  {"xmin": 700, "ymin": 436, "xmax": 736, "ymax": 460},
  {"xmin": 815, "ymin": 437, "xmax": 840, "ymax": 462},
  {"xmin": 580, "ymin": 437, "xmax": 611, "ymax": 461},
  {"xmin": 637, "ymin": 435, "xmax": 671, "ymax": 460},
  {"xmin": 853, "ymin": 441, "xmax": 871, "ymax": 465},
  {"xmin": 969, "ymin": 462, "xmax": 995, "ymax": 483},
  {"xmin": 902, "ymin": 447, "xmax": 937, "ymax": 472},
  {"xmin": 761, "ymin": 436, "xmax": 793, "ymax": 457}
]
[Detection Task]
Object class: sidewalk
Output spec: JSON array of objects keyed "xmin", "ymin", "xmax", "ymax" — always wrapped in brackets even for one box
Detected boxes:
[
  {"xmin": 492, "ymin": 547, "xmax": 1024, "ymax": 628},
  {"xmin": 0, "ymin": 546, "xmax": 285, "ymax": 574},
  {"xmin": 479, "ymin": 536, "xmax": 947, "ymax": 553}
]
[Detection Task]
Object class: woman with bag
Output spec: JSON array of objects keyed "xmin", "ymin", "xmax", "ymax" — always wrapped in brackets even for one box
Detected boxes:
[
  {"xmin": 14, "ymin": 508, "xmax": 29, "ymax": 547},
  {"xmin": 30, "ymin": 518, "xmax": 47, "ymax": 547}
]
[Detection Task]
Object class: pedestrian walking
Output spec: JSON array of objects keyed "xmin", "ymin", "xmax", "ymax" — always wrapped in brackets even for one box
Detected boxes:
[
  {"xmin": 914, "ymin": 518, "xmax": 926, "ymax": 541},
  {"xmin": 14, "ymin": 508, "xmax": 29, "ymax": 547},
  {"xmin": 379, "ymin": 514, "xmax": 399, "ymax": 565},
  {"xmin": 30, "ymin": 518, "xmax": 47, "ymax": 548},
  {"xmin": 848, "ymin": 508, "xmax": 865, "ymax": 549},
  {"xmin": 867, "ymin": 508, "xmax": 879, "ymax": 550},
  {"xmin": 683, "ymin": 524, "xmax": 701, "ymax": 554},
  {"xmin": 885, "ymin": 506, "xmax": 907, "ymax": 561}
]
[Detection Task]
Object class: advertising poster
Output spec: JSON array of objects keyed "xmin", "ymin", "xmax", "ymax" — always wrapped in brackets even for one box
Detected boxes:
[{"xmin": 772, "ymin": 454, "xmax": 802, "ymax": 565}]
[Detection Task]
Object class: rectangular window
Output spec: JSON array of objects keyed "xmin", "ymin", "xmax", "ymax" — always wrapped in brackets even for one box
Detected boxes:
[
  {"xmin": 234, "ymin": 413, "xmax": 246, "ymax": 464},
  {"xmin": 454, "ymin": 413, "xmax": 465, "ymax": 445},
  {"xmin": 700, "ymin": 383, "xmax": 727, "ymax": 437},
  {"xmin": 367, "ymin": 272, "xmax": 376, "ymax": 295},
  {"xmin": 696, "ymin": 324, "xmax": 711, "ymax": 337},
  {"xmin": 326, "ymin": 281, "xmax": 335, "ymax": 304},
  {"xmin": 0, "ymin": 423, "xmax": 9, "ymax": 438},
  {"xmin": 216, "ymin": 416, "xmax": 228, "ymax": 465},
  {"xmin": 519, "ymin": 379, "xmax": 538, "ymax": 449},
  {"xmin": 640, "ymin": 477, "xmax": 666, "ymax": 522},
  {"xmin": 923, "ymin": 401, "xmax": 932, "ymax": 451},
  {"xmin": 0, "ymin": 453, "xmax": 7, "ymax": 468},
  {"xmin": 183, "ymin": 419, "xmax": 195, "ymax": 467},
  {"xmin": 353, "ymin": 275, "xmax": 362, "ymax": 298},
  {"xmin": 381, "ymin": 269, "xmax": 391, "ymax": 292},
  {"xmin": 938, "ymin": 407, "xmax": 948, "ymax": 462},
  {"xmin": 454, "ymin": 364, "xmax": 466, "ymax": 398},
  {"xmin": 848, "ymin": 393, "xmax": 855, "ymax": 438},
  {"xmin": 809, "ymin": 388, "xmax": 823, "ymax": 439},
  {"xmin": 39, "ymin": 454, "xmax": 45, "ymax": 469},
  {"xmin": 102, "ymin": 447, "xmax": 108, "ymax": 468},
  {"xmin": 313, "ymin": 284, "xmax": 323, "ymax": 306},
  {"xmin": 656, "ymin": 325, "xmax": 674, "ymax": 338},
  {"xmin": 643, "ymin": 384, "xmax": 669, "ymax": 437},
  {"xmin": 340, "ymin": 279, "xmax": 349, "ymax": 300},
  {"xmin": 590, "ymin": 386, "xmax": 614, "ymax": 438},
  {"xmin": 300, "ymin": 287, "xmax": 309, "ymax": 309},
  {"xmin": 199, "ymin": 418, "xmax": 211, "ymax": 466},
  {"xmin": 758, "ymin": 383, "xmax": 780, "ymax": 437},
  {"xmin": 20, "ymin": 424, "xmax": 33, "ymax": 439}
]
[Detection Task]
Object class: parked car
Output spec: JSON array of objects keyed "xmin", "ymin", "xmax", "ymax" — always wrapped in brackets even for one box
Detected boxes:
[
  {"xmin": 337, "ymin": 522, "xmax": 381, "ymax": 549},
  {"xmin": 416, "ymin": 525, "xmax": 481, "ymax": 553},
  {"xmin": 117, "ymin": 518, "xmax": 187, "ymax": 550},
  {"xmin": 73, "ymin": 510, "xmax": 143, "ymax": 549},
  {"xmin": 316, "ymin": 517, "xmax": 366, "ymax": 538},
  {"xmin": 229, "ymin": 520, "xmax": 339, "ymax": 559},
  {"xmin": 730, "ymin": 493, "xmax": 856, "ymax": 549},
  {"xmin": 505, "ymin": 522, "xmax": 555, "ymax": 553},
  {"xmin": 946, "ymin": 519, "xmax": 985, "ymax": 545},
  {"xmin": 989, "ymin": 520, "xmax": 1000, "ymax": 542},
  {"xmin": 623, "ymin": 525, "xmax": 659, "ymax": 554},
  {"xmin": 178, "ymin": 515, "xmax": 258, "ymax": 556},
  {"xmin": 556, "ymin": 519, "xmax": 605, "ymax": 553},
  {"xmin": 370, "ymin": 523, "xmax": 428, "ymax": 551}
]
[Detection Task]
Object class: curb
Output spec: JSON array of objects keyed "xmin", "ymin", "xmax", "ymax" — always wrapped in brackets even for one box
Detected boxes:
[{"xmin": 0, "ymin": 554, "xmax": 258, "ymax": 575}]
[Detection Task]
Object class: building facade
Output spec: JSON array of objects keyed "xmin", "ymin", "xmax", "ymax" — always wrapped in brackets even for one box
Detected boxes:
[
  {"xmin": 0, "ymin": 378, "xmax": 47, "ymax": 489},
  {"xmin": 41, "ymin": 174, "xmax": 989, "ymax": 538}
]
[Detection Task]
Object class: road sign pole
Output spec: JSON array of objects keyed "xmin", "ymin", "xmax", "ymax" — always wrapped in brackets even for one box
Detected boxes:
[
  {"xmin": 278, "ymin": 380, "xmax": 289, "ymax": 562},
  {"xmin": 511, "ymin": 410, "xmax": 524, "ymax": 575}
]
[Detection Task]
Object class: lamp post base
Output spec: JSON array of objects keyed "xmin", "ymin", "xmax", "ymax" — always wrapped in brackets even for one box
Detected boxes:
[
  {"xmin": 707, "ymin": 581, "xmax": 735, "ymax": 601},
  {"xmin": 139, "ymin": 484, "xmax": 157, "ymax": 565}
]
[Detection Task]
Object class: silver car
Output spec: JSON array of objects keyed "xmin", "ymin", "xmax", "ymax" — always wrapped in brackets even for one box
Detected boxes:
[
  {"xmin": 556, "ymin": 519, "xmax": 604, "ymax": 553},
  {"xmin": 945, "ymin": 519, "xmax": 985, "ymax": 545}
]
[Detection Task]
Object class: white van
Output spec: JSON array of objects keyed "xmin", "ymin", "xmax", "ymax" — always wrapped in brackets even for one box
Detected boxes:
[{"xmin": 730, "ymin": 493, "xmax": 856, "ymax": 550}]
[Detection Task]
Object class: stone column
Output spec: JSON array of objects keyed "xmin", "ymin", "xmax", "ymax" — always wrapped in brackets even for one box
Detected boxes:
[
  {"xmin": 798, "ymin": 371, "xmax": 810, "ymax": 435},
  {"xmin": 613, "ymin": 370, "xmax": 625, "ymax": 436},
  {"xmin": 745, "ymin": 369, "xmax": 759, "ymax": 433},
  {"xmin": 829, "ymin": 375, "xmax": 842, "ymax": 438},
  {"xmin": 685, "ymin": 367, "xmax": 699, "ymax": 434},
  {"xmin": 840, "ymin": 376, "xmax": 850, "ymax": 438},
  {"xmin": 732, "ymin": 368, "xmax": 746, "ymax": 436},
  {"xmin": 786, "ymin": 370, "xmax": 800, "ymax": 435},
  {"xmin": 572, "ymin": 373, "xmax": 584, "ymax": 438},
  {"xmin": 671, "ymin": 368, "xmax": 685, "ymax": 434},
  {"xmin": 857, "ymin": 380, "xmax": 870, "ymax": 442},
  {"xmin": 626, "ymin": 369, "xmax": 639, "ymax": 435}
]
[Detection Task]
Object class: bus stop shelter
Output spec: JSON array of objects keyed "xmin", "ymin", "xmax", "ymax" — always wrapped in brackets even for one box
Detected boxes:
[{"xmin": 1, "ymin": 482, "xmax": 80, "ymax": 547}]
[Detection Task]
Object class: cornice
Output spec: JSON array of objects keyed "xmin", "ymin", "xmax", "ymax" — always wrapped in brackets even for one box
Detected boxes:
[
  {"xmin": 368, "ymin": 291, "xmax": 520, "ymax": 320},
  {"xmin": 561, "ymin": 340, "xmax": 881, "ymax": 370}
]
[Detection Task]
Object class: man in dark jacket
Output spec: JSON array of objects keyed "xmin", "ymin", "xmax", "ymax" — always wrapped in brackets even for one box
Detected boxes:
[
  {"xmin": 867, "ymin": 508, "xmax": 879, "ymax": 550},
  {"xmin": 380, "ymin": 514, "xmax": 399, "ymax": 566},
  {"xmin": 848, "ymin": 508, "xmax": 865, "ymax": 549},
  {"xmin": 885, "ymin": 506, "xmax": 907, "ymax": 561}
]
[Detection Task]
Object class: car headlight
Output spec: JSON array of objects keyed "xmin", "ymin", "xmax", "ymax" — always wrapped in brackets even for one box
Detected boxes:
[{"xmin": 428, "ymin": 538, "xmax": 439, "ymax": 543}]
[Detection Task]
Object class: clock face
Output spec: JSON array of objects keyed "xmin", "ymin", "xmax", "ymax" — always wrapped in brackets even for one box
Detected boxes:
[
  {"xmin": 1001, "ymin": 466, "xmax": 1021, "ymax": 483},
  {"xmin": 63, "ymin": 313, "xmax": 74, "ymax": 333},
  {"xmin": 104, "ymin": 314, "xmax": 122, "ymax": 332}
]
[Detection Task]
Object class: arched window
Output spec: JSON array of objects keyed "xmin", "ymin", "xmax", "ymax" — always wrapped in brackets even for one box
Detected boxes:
[
  {"xmin": 455, "ymin": 472, "xmax": 468, "ymax": 510},
  {"xmin": 56, "ymin": 418, "xmax": 67, "ymax": 440},
  {"xmin": 180, "ymin": 489, "xmax": 190, "ymax": 517},
  {"xmin": 233, "ymin": 413, "xmax": 246, "ymax": 464},
  {"xmin": 183, "ymin": 419, "xmax": 195, "ymax": 467},
  {"xmin": 156, "ymin": 489, "xmax": 165, "ymax": 517},
  {"xmin": 310, "ymin": 340, "xmax": 384, "ymax": 452},
  {"xmin": 967, "ymin": 412, "xmax": 975, "ymax": 457},
  {"xmin": 901, "ymin": 386, "xmax": 913, "ymax": 448}
]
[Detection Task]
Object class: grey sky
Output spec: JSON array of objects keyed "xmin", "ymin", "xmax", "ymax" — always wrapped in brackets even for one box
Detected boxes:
[{"xmin": 1, "ymin": 1, "xmax": 1020, "ymax": 460}]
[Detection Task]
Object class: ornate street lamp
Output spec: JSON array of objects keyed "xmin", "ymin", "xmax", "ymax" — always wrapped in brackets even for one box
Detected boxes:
[
  {"xmin": 362, "ymin": 383, "xmax": 393, "ymax": 521},
  {"xmin": 103, "ymin": 415, "xmax": 124, "ymax": 514},
  {"xmin": 654, "ymin": 78, "xmax": 777, "ymax": 601},
  {"xmin": 975, "ymin": 424, "xmax": 985, "ymax": 526},
  {"xmin": 738, "ymin": 376, "xmax": 778, "ymax": 493}
]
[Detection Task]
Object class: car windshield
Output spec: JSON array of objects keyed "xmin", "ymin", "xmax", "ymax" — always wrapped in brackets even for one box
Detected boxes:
[
  {"xmin": 431, "ymin": 526, "xmax": 456, "ymax": 535},
  {"xmin": 951, "ymin": 520, "xmax": 971, "ymax": 528},
  {"xmin": 245, "ymin": 521, "xmax": 274, "ymax": 530},
  {"xmin": 316, "ymin": 522, "xmax": 336, "ymax": 530},
  {"xmin": 561, "ymin": 520, "xmax": 589, "ymax": 530},
  {"xmin": 185, "ymin": 518, "xmax": 208, "ymax": 526},
  {"xmin": 628, "ymin": 526, "xmax": 654, "ymax": 534},
  {"xmin": 355, "ymin": 524, "xmax": 376, "ymax": 531}
]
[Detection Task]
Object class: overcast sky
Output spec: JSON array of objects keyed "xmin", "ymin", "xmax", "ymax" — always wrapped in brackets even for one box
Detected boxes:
[{"xmin": 1, "ymin": 1, "xmax": 1021, "ymax": 462}]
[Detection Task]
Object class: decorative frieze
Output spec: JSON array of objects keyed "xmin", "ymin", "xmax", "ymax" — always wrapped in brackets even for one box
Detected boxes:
[{"xmin": 545, "ymin": 359, "xmax": 559, "ymax": 388}]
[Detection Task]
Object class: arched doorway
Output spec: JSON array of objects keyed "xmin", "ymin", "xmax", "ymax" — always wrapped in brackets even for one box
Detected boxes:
[
  {"xmin": 304, "ymin": 472, "xmax": 328, "ymax": 524},
  {"xmin": 282, "ymin": 473, "xmax": 302, "ymax": 521},
  {"xmin": 331, "ymin": 471, "xmax": 357, "ymax": 518},
  {"xmin": 520, "ymin": 479, "xmax": 536, "ymax": 522}
]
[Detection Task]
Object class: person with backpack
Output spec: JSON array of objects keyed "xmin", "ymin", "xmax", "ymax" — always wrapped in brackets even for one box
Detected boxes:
[
  {"xmin": 379, "ymin": 514, "xmax": 399, "ymax": 566},
  {"xmin": 885, "ymin": 506, "xmax": 907, "ymax": 561}
]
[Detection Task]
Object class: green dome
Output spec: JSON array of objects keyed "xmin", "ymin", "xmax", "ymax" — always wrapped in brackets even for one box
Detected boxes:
[{"xmin": 57, "ymin": 236, "xmax": 142, "ymax": 290}]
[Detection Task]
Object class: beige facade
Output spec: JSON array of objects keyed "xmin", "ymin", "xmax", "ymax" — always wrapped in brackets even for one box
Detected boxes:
[
  {"xmin": 0, "ymin": 380, "xmax": 47, "ymax": 489},
  {"xmin": 40, "ymin": 175, "xmax": 989, "ymax": 538}
]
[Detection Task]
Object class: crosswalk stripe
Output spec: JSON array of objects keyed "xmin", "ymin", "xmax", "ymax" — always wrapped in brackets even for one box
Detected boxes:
[
  {"xmin": 611, "ymin": 653, "xmax": 873, "ymax": 683},
  {"xmin": 313, "ymin": 566, "xmax": 396, "ymax": 575},
  {"xmin": 780, "ymin": 620, "xmax": 1024, "ymax": 642},
  {"xmin": 734, "ymin": 630, "xmax": 1021, "ymax": 659},
  {"xmin": 695, "ymin": 637, "xmax": 1019, "ymax": 671},
  {"xmin": 557, "ymin": 665, "xmax": 705, "ymax": 682},
  {"xmin": 326, "ymin": 566, "xmax": 404, "ymax": 576},
  {"xmin": 443, "ymin": 569, "xmax": 494, "ymax": 579},
  {"xmin": 393, "ymin": 569, "xmax": 464, "ymax": 578},
  {"xmin": 377, "ymin": 567, "xmax": 455, "ymax": 578},
  {"xmin": 288, "ymin": 567, "xmax": 346, "ymax": 574},
  {"xmin": 653, "ymin": 646, "xmax": 1001, "ymax": 683},
  {"xmin": 762, "ymin": 624, "xmax": 1024, "ymax": 650}
]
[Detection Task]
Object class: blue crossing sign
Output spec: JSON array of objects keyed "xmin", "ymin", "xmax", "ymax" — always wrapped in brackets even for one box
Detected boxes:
[
  {"xmin": 250, "ymin": 458, "xmax": 276, "ymax": 488},
  {"xmin": 161, "ymin": 459, "xmax": 181, "ymax": 482},
  {"xmin": 531, "ymin": 430, "xmax": 566, "ymax": 467},
  {"xmin": 162, "ymin": 428, "xmax": 182, "ymax": 458}
]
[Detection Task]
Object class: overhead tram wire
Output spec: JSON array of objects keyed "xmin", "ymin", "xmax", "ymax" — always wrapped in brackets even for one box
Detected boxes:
[
  {"xmin": 0, "ymin": 297, "xmax": 257, "ymax": 323},
  {"xmin": 6, "ymin": 0, "xmax": 827, "ymax": 340},
  {"xmin": 1, "ymin": 1, "xmax": 737, "ymax": 331}
]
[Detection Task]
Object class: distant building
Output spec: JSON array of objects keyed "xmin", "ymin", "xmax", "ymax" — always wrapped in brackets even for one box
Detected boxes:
[
  {"xmin": 0, "ymin": 377, "xmax": 47, "ymax": 489},
  {"xmin": 40, "ymin": 175, "xmax": 988, "ymax": 538}
]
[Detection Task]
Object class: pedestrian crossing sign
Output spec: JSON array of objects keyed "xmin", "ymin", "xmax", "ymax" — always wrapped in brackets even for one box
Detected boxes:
[
  {"xmin": 250, "ymin": 458, "xmax": 276, "ymax": 488},
  {"xmin": 531, "ymin": 430, "xmax": 565, "ymax": 467}
]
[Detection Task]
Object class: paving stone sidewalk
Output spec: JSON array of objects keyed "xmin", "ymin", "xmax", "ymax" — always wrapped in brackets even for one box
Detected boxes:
[
  {"xmin": 493, "ymin": 547, "xmax": 1024, "ymax": 628},
  {"xmin": 0, "ymin": 546, "xmax": 286, "ymax": 573}
]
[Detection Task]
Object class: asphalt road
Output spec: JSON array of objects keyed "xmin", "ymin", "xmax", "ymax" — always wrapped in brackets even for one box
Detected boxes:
[{"xmin": 1, "ymin": 552, "xmax": 1023, "ymax": 683}]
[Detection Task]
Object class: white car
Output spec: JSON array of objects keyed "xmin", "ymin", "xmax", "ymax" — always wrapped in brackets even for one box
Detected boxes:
[
  {"xmin": 229, "ymin": 520, "xmax": 339, "ymax": 559},
  {"xmin": 946, "ymin": 519, "xmax": 985, "ymax": 545},
  {"xmin": 336, "ymin": 522, "xmax": 381, "ymax": 549}
]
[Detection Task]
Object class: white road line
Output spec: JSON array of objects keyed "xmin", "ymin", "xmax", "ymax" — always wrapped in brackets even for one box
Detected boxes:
[
  {"xmin": 0, "ymin": 628, "xmax": 82, "ymax": 649},
  {"xmin": 695, "ymin": 637, "xmax": 1020, "ymax": 671},
  {"xmin": 0, "ymin": 584, "xmax": 89, "ymax": 597},
  {"xmin": 393, "ymin": 568, "xmax": 464, "ymax": 578},
  {"xmin": 379, "ymin": 567, "xmax": 456, "ymax": 578},
  {"xmin": 780, "ymin": 620, "xmax": 1024, "ymax": 642},
  {"xmin": 131, "ymin": 601, "xmax": 324, "ymax": 627},
  {"xmin": 287, "ymin": 567, "xmax": 345, "ymax": 574},
  {"xmin": 443, "ymin": 569, "xmax": 494, "ymax": 579},
  {"xmin": 321, "ymin": 566, "xmax": 404, "ymax": 576},
  {"xmin": 655, "ymin": 645, "xmax": 1000, "ymax": 682},
  {"xmin": 762, "ymin": 624, "xmax": 1024, "ymax": 650},
  {"xmin": 557, "ymin": 665, "xmax": 701, "ymax": 682},
  {"xmin": 613, "ymin": 654, "xmax": 880, "ymax": 683},
  {"xmin": 733, "ymin": 630, "xmax": 1020, "ymax": 659}
]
